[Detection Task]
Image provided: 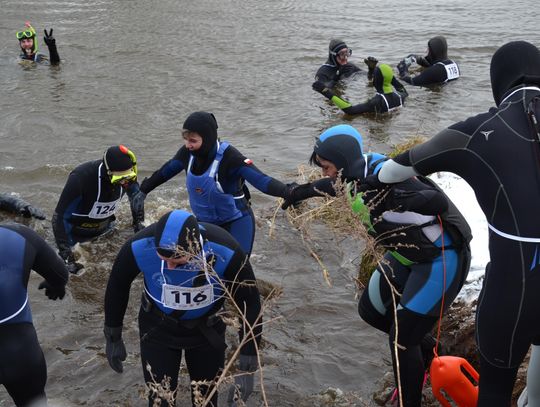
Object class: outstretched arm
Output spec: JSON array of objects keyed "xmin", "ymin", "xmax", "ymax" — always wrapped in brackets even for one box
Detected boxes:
[{"xmin": 43, "ymin": 28, "xmax": 60, "ymax": 65}]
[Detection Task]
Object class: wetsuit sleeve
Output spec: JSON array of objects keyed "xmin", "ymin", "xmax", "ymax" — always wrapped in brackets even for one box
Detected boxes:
[
  {"xmin": 415, "ymin": 56, "xmax": 430, "ymax": 67},
  {"xmin": 378, "ymin": 127, "xmax": 471, "ymax": 183},
  {"xmin": 224, "ymin": 147, "xmax": 289, "ymax": 198},
  {"xmin": 340, "ymin": 96, "xmax": 381, "ymax": 115},
  {"xmin": 104, "ymin": 242, "xmax": 141, "ymax": 328},
  {"xmin": 139, "ymin": 149, "xmax": 187, "ymax": 194},
  {"xmin": 392, "ymin": 77, "xmax": 408, "ymax": 99},
  {"xmin": 46, "ymin": 41, "xmax": 60, "ymax": 66},
  {"xmin": 0, "ymin": 193, "xmax": 32, "ymax": 215},
  {"xmin": 23, "ymin": 226, "xmax": 68, "ymax": 288},
  {"xmin": 225, "ymin": 252, "xmax": 262, "ymax": 356},
  {"xmin": 53, "ymin": 172, "xmax": 84, "ymax": 251},
  {"xmin": 401, "ymin": 65, "xmax": 447, "ymax": 86},
  {"xmin": 388, "ymin": 180, "xmax": 448, "ymax": 215},
  {"xmin": 125, "ymin": 181, "xmax": 144, "ymax": 225}
]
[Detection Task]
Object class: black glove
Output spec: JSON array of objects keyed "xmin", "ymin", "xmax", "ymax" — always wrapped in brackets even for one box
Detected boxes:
[
  {"xmin": 43, "ymin": 28, "xmax": 56, "ymax": 47},
  {"xmin": 19, "ymin": 204, "xmax": 46, "ymax": 220},
  {"xmin": 281, "ymin": 182, "xmax": 321, "ymax": 210},
  {"xmin": 38, "ymin": 280, "xmax": 65, "ymax": 300},
  {"xmin": 364, "ymin": 56, "xmax": 379, "ymax": 80},
  {"xmin": 312, "ymin": 81, "xmax": 335, "ymax": 100},
  {"xmin": 227, "ymin": 354, "xmax": 258, "ymax": 406},
  {"xmin": 104, "ymin": 325, "xmax": 127, "ymax": 373},
  {"xmin": 397, "ymin": 59, "xmax": 409, "ymax": 78},
  {"xmin": 131, "ymin": 190, "xmax": 146, "ymax": 214},
  {"xmin": 133, "ymin": 221, "xmax": 145, "ymax": 233},
  {"xmin": 59, "ymin": 248, "xmax": 84, "ymax": 275}
]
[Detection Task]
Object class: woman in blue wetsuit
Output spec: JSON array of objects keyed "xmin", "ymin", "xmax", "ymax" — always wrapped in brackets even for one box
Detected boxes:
[
  {"xmin": 397, "ymin": 36, "xmax": 459, "ymax": 87},
  {"xmin": 313, "ymin": 63, "xmax": 408, "ymax": 115},
  {"xmin": 282, "ymin": 124, "xmax": 472, "ymax": 407},
  {"xmin": 135, "ymin": 111, "xmax": 292, "ymax": 256},
  {"xmin": 0, "ymin": 223, "xmax": 68, "ymax": 407},
  {"xmin": 376, "ymin": 41, "xmax": 540, "ymax": 407}
]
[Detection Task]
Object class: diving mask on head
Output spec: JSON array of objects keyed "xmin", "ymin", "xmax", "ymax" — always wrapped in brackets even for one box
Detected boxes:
[
  {"xmin": 103, "ymin": 145, "xmax": 138, "ymax": 185},
  {"xmin": 16, "ymin": 29, "xmax": 35, "ymax": 40}
]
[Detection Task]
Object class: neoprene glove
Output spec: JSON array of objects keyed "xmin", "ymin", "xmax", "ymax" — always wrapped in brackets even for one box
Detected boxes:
[
  {"xmin": 59, "ymin": 248, "xmax": 84, "ymax": 275},
  {"xmin": 38, "ymin": 280, "xmax": 65, "ymax": 300},
  {"xmin": 19, "ymin": 204, "xmax": 46, "ymax": 220},
  {"xmin": 397, "ymin": 60, "xmax": 409, "ymax": 78},
  {"xmin": 312, "ymin": 81, "xmax": 335, "ymax": 100},
  {"xmin": 131, "ymin": 190, "xmax": 146, "ymax": 214},
  {"xmin": 104, "ymin": 325, "xmax": 127, "ymax": 373},
  {"xmin": 227, "ymin": 354, "xmax": 258, "ymax": 407},
  {"xmin": 403, "ymin": 54, "xmax": 417, "ymax": 66},
  {"xmin": 43, "ymin": 28, "xmax": 56, "ymax": 47},
  {"xmin": 281, "ymin": 182, "xmax": 327, "ymax": 210},
  {"xmin": 364, "ymin": 56, "xmax": 379, "ymax": 80}
]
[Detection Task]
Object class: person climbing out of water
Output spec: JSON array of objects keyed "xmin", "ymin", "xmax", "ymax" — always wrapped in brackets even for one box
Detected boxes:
[
  {"xmin": 0, "ymin": 193, "xmax": 46, "ymax": 219},
  {"xmin": 374, "ymin": 40, "xmax": 540, "ymax": 407},
  {"xmin": 0, "ymin": 222, "xmax": 68, "ymax": 407},
  {"xmin": 52, "ymin": 145, "xmax": 145, "ymax": 274},
  {"xmin": 103, "ymin": 209, "xmax": 262, "ymax": 407},
  {"xmin": 396, "ymin": 36, "xmax": 459, "ymax": 86},
  {"xmin": 312, "ymin": 39, "xmax": 379, "ymax": 100},
  {"xmin": 132, "ymin": 111, "xmax": 296, "ymax": 256},
  {"xmin": 16, "ymin": 21, "xmax": 60, "ymax": 65},
  {"xmin": 281, "ymin": 124, "xmax": 472, "ymax": 407},
  {"xmin": 313, "ymin": 63, "xmax": 408, "ymax": 115}
]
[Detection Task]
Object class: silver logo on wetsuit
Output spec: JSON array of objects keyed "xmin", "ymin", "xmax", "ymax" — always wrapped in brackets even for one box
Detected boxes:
[{"xmin": 480, "ymin": 130, "xmax": 494, "ymax": 140}]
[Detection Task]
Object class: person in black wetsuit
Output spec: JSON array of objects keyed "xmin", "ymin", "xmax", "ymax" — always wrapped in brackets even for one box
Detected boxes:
[
  {"xmin": 132, "ymin": 111, "xmax": 293, "ymax": 257},
  {"xmin": 0, "ymin": 223, "xmax": 68, "ymax": 407},
  {"xmin": 376, "ymin": 41, "xmax": 540, "ymax": 407},
  {"xmin": 0, "ymin": 193, "xmax": 46, "ymax": 219},
  {"xmin": 17, "ymin": 22, "xmax": 60, "ymax": 65},
  {"xmin": 396, "ymin": 36, "xmax": 459, "ymax": 87},
  {"xmin": 312, "ymin": 39, "xmax": 379, "ymax": 100},
  {"xmin": 313, "ymin": 63, "xmax": 408, "ymax": 115},
  {"xmin": 52, "ymin": 145, "xmax": 145, "ymax": 274},
  {"xmin": 103, "ymin": 209, "xmax": 262, "ymax": 407},
  {"xmin": 281, "ymin": 124, "xmax": 472, "ymax": 407}
]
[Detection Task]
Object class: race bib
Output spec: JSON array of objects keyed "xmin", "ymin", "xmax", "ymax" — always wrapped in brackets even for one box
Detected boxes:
[
  {"xmin": 161, "ymin": 284, "xmax": 214, "ymax": 310},
  {"xmin": 444, "ymin": 63, "xmax": 460, "ymax": 80},
  {"xmin": 88, "ymin": 199, "xmax": 120, "ymax": 219}
]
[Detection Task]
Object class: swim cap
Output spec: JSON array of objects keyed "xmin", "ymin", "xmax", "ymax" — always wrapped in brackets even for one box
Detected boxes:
[
  {"xmin": 313, "ymin": 124, "xmax": 366, "ymax": 180},
  {"xmin": 17, "ymin": 24, "xmax": 38, "ymax": 55},
  {"xmin": 490, "ymin": 41, "xmax": 540, "ymax": 106},
  {"xmin": 373, "ymin": 64, "xmax": 394, "ymax": 94},
  {"xmin": 103, "ymin": 145, "xmax": 134, "ymax": 172},
  {"xmin": 154, "ymin": 210, "xmax": 201, "ymax": 259},
  {"xmin": 183, "ymin": 111, "xmax": 218, "ymax": 157}
]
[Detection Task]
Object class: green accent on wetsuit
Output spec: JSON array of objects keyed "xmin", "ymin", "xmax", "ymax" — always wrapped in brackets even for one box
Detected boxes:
[
  {"xmin": 378, "ymin": 64, "xmax": 394, "ymax": 94},
  {"xmin": 330, "ymin": 95, "xmax": 352, "ymax": 110},
  {"xmin": 347, "ymin": 182, "xmax": 415, "ymax": 266}
]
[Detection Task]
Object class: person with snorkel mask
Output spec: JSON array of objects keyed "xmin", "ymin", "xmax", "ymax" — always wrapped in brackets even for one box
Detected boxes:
[
  {"xmin": 16, "ymin": 21, "xmax": 60, "ymax": 65},
  {"xmin": 103, "ymin": 209, "xmax": 262, "ymax": 407},
  {"xmin": 282, "ymin": 124, "xmax": 472, "ymax": 406},
  {"xmin": 52, "ymin": 145, "xmax": 145, "ymax": 274}
]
